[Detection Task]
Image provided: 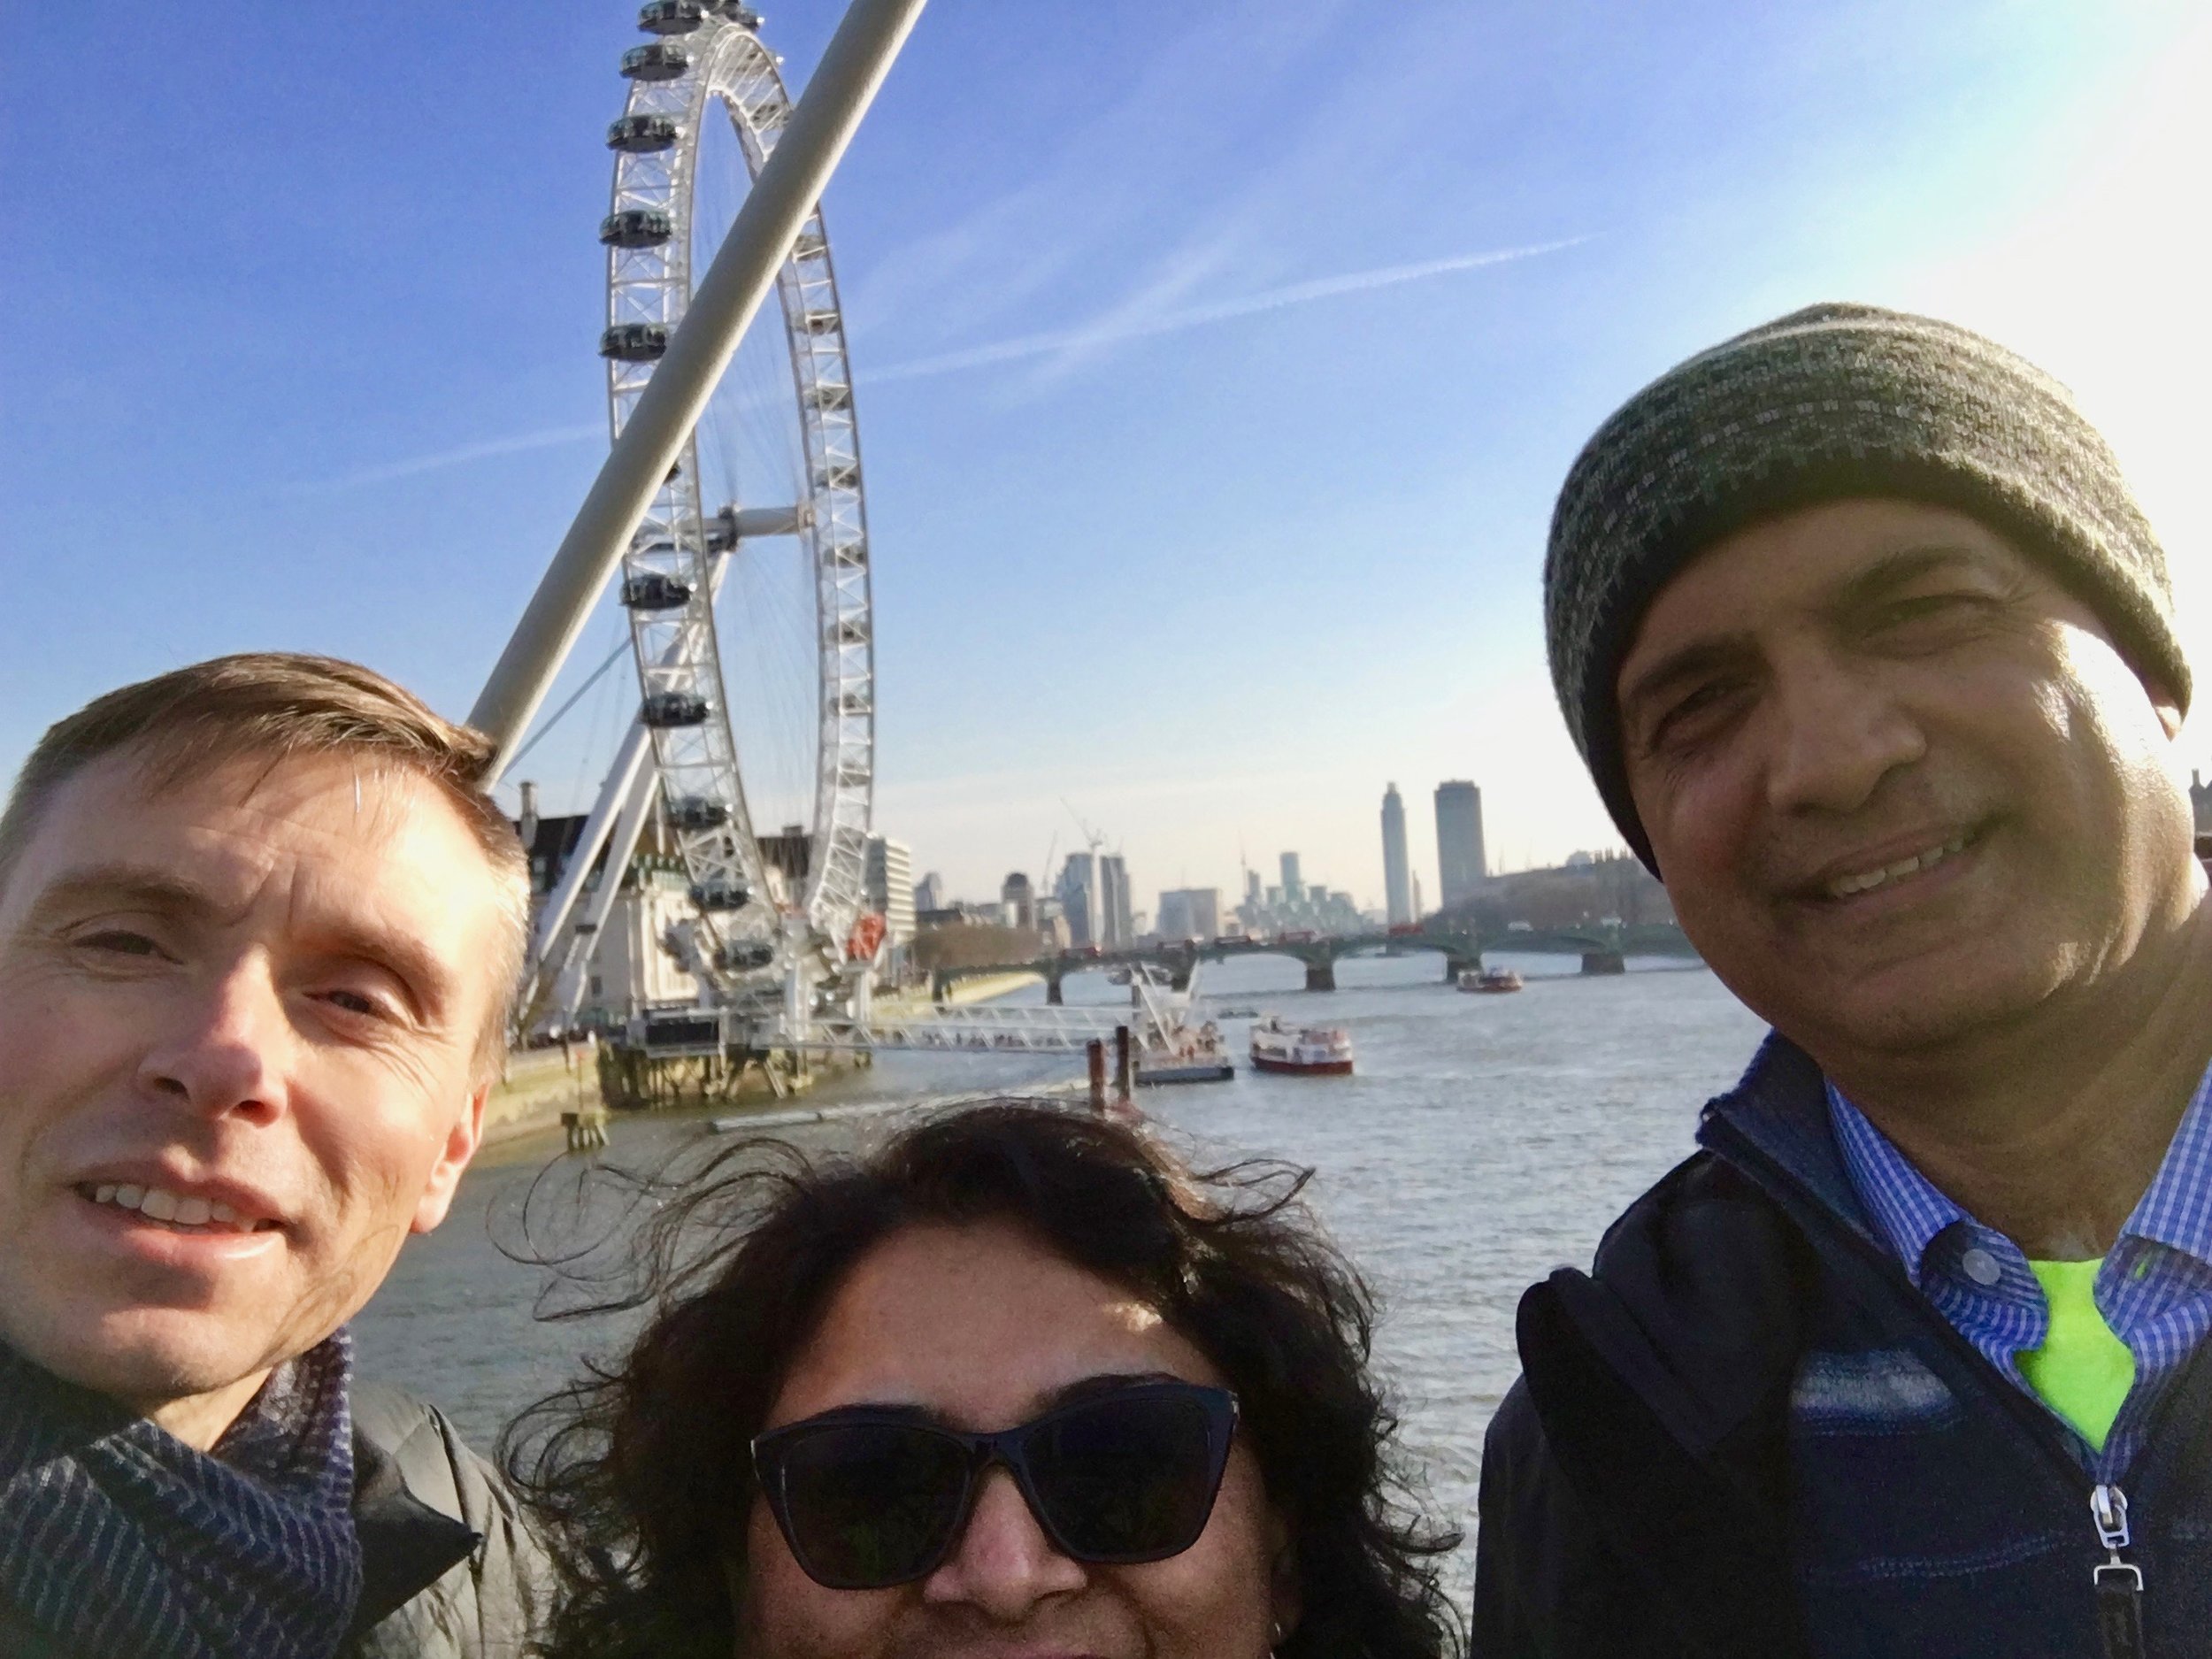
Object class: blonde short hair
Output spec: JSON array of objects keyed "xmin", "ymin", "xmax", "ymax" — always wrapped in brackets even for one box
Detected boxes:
[{"xmin": 0, "ymin": 652, "xmax": 530, "ymax": 1074}]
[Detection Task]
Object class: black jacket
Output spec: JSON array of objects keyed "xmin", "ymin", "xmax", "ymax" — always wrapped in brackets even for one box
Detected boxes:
[{"xmin": 1473, "ymin": 1034, "xmax": 2212, "ymax": 1658}]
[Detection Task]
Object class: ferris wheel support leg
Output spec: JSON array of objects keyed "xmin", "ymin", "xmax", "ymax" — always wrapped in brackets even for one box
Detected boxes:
[
  {"xmin": 545, "ymin": 757, "xmax": 665, "ymax": 1031},
  {"xmin": 526, "ymin": 548, "xmax": 737, "ymax": 1017},
  {"xmin": 531, "ymin": 718, "xmax": 651, "ymax": 969},
  {"xmin": 783, "ymin": 915, "xmax": 815, "ymax": 1050},
  {"xmin": 470, "ymin": 0, "xmax": 930, "ymax": 771}
]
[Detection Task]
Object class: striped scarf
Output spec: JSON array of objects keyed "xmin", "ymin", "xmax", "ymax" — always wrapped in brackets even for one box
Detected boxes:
[{"xmin": 0, "ymin": 1332, "xmax": 363, "ymax": 1659}]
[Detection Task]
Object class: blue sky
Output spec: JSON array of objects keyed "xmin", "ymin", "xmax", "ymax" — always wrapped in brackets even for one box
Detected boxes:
[{"xmin": 4, "ymin": 0, "xmax": 2208, "ymax": 913}]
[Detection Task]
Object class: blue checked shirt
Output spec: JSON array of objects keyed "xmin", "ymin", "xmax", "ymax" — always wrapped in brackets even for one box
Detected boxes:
[{"xmin": 1829, "ymin": 1065, "xmax": 2212, "ymax": 1477}]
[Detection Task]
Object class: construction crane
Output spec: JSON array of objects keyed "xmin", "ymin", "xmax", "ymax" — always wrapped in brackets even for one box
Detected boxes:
[
  {"xmin": 1063, "ymin": 799, "xmax": 1109, "ymax": 858},
  {"xmin": 1062, "ymin": 800, "xmax": 1130, "ymax": 948}
]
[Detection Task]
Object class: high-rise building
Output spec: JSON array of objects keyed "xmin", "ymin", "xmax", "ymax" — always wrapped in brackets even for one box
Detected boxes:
[
  {"xmin": 1156, "ymin": 887, "xmax": 1222, "ymax": 941},
  {"xmin": 1380, "ymin": 784, "xmax": 1412, "ymax": 926},
  {"xmin": 1434, "ymin": 781, "xmax": 1486, "ymax": 909},
  {"xmin": 864, "ymin": 835, "xmax": 915, "ymax": 948},
  {"xmin": 1245, "ymin": 868, "xmax": 1263, "ymax": 906},
  {"xmin": 1001, "ymin": 871, "xmax": 1035, "ymax": 930},
  {"xmin": 1098, "ymin": 854, "xmax": 1133, "ymax": 949},
  {"xmin": 1057, "ymin": 853, "xmax": 1099, "ymax": 948},
  {"xmin": 1279, "ymin": 851, "xmax": 1303, "ymax": 903},
  {"xmin": 1156, "ymin": 890, "xmax": 1187, "ymax": 941},
  {"xmin": 912, "ymin": 870, "xmax": 945, "ymax": 915}
]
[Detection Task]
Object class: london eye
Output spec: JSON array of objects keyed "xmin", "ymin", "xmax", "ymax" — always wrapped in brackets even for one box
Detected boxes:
[{"xmin": 601, "ymin": 0, "xmax": 876, "ymax": 1001}]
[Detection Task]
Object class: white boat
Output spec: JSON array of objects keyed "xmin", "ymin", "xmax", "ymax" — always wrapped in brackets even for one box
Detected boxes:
[
  {"xmin": 1458, "ymin": 967, "xmax": 1524, "ymax": 994},
  {"xmin": 1248, "ymin": 1016, "xmax": 1354, "ymax": 1077}
]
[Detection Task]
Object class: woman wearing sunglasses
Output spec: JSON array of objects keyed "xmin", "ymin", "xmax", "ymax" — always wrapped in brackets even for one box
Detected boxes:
[{"xmin": 510, "ymin": 1102, "xmax": 1463, "ymax": 1659}]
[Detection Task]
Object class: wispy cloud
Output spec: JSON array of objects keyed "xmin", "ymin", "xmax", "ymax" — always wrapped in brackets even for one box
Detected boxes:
[
  {"xmin": 839, "ymin": 0, "xmax": 1355, "ymax": 346},
  {"xmin": 287, "ymin": 422, "xmax": 603, "ymax": 493},
  {"xmin": 280, "ymin": 240, "xmax": 1583, "ymax": 491},
  {"xmin": 868, "ymin": 238, "xmax": 1591, "ymax": 385}
]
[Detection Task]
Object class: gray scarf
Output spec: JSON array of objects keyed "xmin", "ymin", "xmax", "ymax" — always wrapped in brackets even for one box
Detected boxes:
[{"xmin": 0, "ymin": 1331, "xmax": 364, "ymax": 1659}]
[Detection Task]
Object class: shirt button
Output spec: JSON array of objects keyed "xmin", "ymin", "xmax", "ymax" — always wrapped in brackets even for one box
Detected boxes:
[{"xmin": 1962, "ymin": 1248, "xmax": 2003, "ymax": 1286}]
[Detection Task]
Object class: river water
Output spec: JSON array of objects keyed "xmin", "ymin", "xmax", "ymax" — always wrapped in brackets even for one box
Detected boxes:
[{"xmin": 353, "ymin": 949, "xmax": 1768, "ymax": 1598}]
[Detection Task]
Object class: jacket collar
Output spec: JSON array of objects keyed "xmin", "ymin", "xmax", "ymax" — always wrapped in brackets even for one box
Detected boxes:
[
  {"xmin": 1535, "ymin": 1030, "xmax": 1847, "ymax": 1464},
  {"xmin": 345, "ymin": 1425, "xmax": 478, "ymax": 1640},
  {"xmin": 1513, "ymin": 1039, "xmax": 1824, "ymax": 1658},
  {"xmin": 1696, "ymin": 1030, "xmax": 1886, "ymax": 1250},
  {"xmin": 1502, "ymin": 1032, "xmax": 1880, "ymax": 1659}
]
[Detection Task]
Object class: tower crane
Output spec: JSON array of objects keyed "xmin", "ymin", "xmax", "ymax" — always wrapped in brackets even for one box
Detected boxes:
[
  {"xmin": 1064, "ymin": 800, "xmax": 1127, "ymax": 947},
  {"xmin": 1063, "ymin": 799, "xmax": 1108, "ymax": 858}
]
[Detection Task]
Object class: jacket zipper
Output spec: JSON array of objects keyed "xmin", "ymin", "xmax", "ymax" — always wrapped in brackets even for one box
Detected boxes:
[
  {"xmin": 2092, "ymin": 1484, "xmax": 2146, "ymax": 1659},
  {"xmin": 1701, "ymin": 1111, "xmax": 2153, "ymax": 1653}
]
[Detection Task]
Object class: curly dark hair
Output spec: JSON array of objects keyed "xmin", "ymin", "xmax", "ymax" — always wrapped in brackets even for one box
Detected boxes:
[{"xmin": 504, "ymin": 1100, "xmax": 1464, "ymax": 1658}]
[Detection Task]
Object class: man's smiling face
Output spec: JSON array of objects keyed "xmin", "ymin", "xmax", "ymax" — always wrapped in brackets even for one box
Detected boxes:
[
  {"xmin": 1617, "ymin": 497, "xmax": 2197, "ymax": 1061},
  {"xmin": 0, "ymin": 747, "xmax": 504, "ymax": 1421}
]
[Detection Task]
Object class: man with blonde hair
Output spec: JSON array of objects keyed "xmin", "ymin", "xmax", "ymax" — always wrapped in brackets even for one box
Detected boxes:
[{"xmin": 0, "ymin": 654, "xmax": 545, "ymax": 1657}]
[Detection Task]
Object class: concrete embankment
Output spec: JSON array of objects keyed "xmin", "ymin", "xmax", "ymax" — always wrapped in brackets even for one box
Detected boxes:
[
  {"xmin": 488, "ymin": 970, "xmax": 1049, "ymax": 1141},
  {"xmin": 873, "ymin": 968, "xmax": 1043, "ymax": 1016},
  {"xmin": 482, "ymin": 1047, "xmax": 601, "ymax": 1147}
]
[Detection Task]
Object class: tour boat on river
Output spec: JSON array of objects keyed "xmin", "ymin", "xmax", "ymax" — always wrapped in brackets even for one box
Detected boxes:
[
  {"xmin": 1248, "ymin": 1016, "xmax": 1355, "ymax": 1076},
  {"xmin": 1458, "ymin": 966, "xmax": 1524, "ymax": 994}
]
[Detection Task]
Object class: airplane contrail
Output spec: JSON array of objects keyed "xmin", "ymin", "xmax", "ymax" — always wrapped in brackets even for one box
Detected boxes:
[
  {"xmin": 869, "ymin": 235, "xmax": 1591, "ymax": 383},
  {"xmin": 302, "ymin": 236, "xmax": 1586, "ymax": 489},
  {"xmin": 291, "ymin": 422, "xmax": 604, "ymax": 492}
]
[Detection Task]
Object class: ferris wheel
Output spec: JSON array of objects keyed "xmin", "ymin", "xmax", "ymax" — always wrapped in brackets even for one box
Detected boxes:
[{"xmin": 600, "ymin": 0, "xmax": 875, "ymax": 995}]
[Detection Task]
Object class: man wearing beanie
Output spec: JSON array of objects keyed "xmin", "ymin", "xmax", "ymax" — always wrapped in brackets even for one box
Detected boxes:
[{"xmin": 1473, "ymin": 304, "xmax": 2212, "ymax": 1656}]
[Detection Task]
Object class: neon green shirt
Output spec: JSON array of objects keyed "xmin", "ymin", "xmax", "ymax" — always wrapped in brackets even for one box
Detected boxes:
[{"xmin": 2018, "ymin": 1258, "xmax": 2136, "ymax": 1453}]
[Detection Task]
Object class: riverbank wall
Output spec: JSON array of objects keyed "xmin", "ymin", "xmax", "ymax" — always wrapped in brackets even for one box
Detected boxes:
[
  {"xmin": 483, "ymin": 1047, "xmax": 601, "ymax": 1148},
  {"xmin": 485, "ymin": 969, "xmax": 1049, "ymax": 1142},
  {"xmin": 873, "ymin": 968, "xmax": 1043, "ymax": 1017}
]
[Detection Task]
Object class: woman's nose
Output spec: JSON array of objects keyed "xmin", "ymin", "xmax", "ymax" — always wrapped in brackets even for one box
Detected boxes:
[{"xmin": 920, "ymin": 1466, "xmax": 1087, "ymax": 1621}]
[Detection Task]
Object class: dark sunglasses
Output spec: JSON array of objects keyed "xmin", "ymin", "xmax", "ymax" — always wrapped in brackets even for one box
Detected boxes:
[{"xmin": 751, "ymin": 1380, "xmax": 1240, "ymax": 1590}]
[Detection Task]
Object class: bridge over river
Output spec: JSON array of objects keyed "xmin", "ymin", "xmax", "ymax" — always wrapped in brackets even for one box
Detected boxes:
[{"xmin": 932, "ymin": 921, "xmax": 1698, "ymax": 1001}]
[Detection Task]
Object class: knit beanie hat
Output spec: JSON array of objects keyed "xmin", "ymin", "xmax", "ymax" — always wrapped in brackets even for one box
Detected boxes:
[{"xmin": 1544, "ymin": 302, "xmax": 2187, "ymax": 872}]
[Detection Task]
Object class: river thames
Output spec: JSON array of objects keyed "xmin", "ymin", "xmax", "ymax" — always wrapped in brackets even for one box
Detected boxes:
[{"xmin": 354, "ymin": 949, "xmax": 1768, "ymax": 1598}]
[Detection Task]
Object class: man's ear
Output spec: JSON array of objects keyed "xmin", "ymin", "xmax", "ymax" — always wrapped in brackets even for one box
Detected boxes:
[{"xmin": 411, "ymin": 1084, "xmax": 488, "ymax": 1235}]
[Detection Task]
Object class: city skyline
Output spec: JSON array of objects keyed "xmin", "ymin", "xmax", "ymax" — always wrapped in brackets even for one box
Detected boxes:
[
  {"xmin": 966, "ymin": 802, "xmax": 1484, "ymax": 934},
  {"xmin": 7, "ymin": 3, "xmax": 2211, "ymax": 910}
]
